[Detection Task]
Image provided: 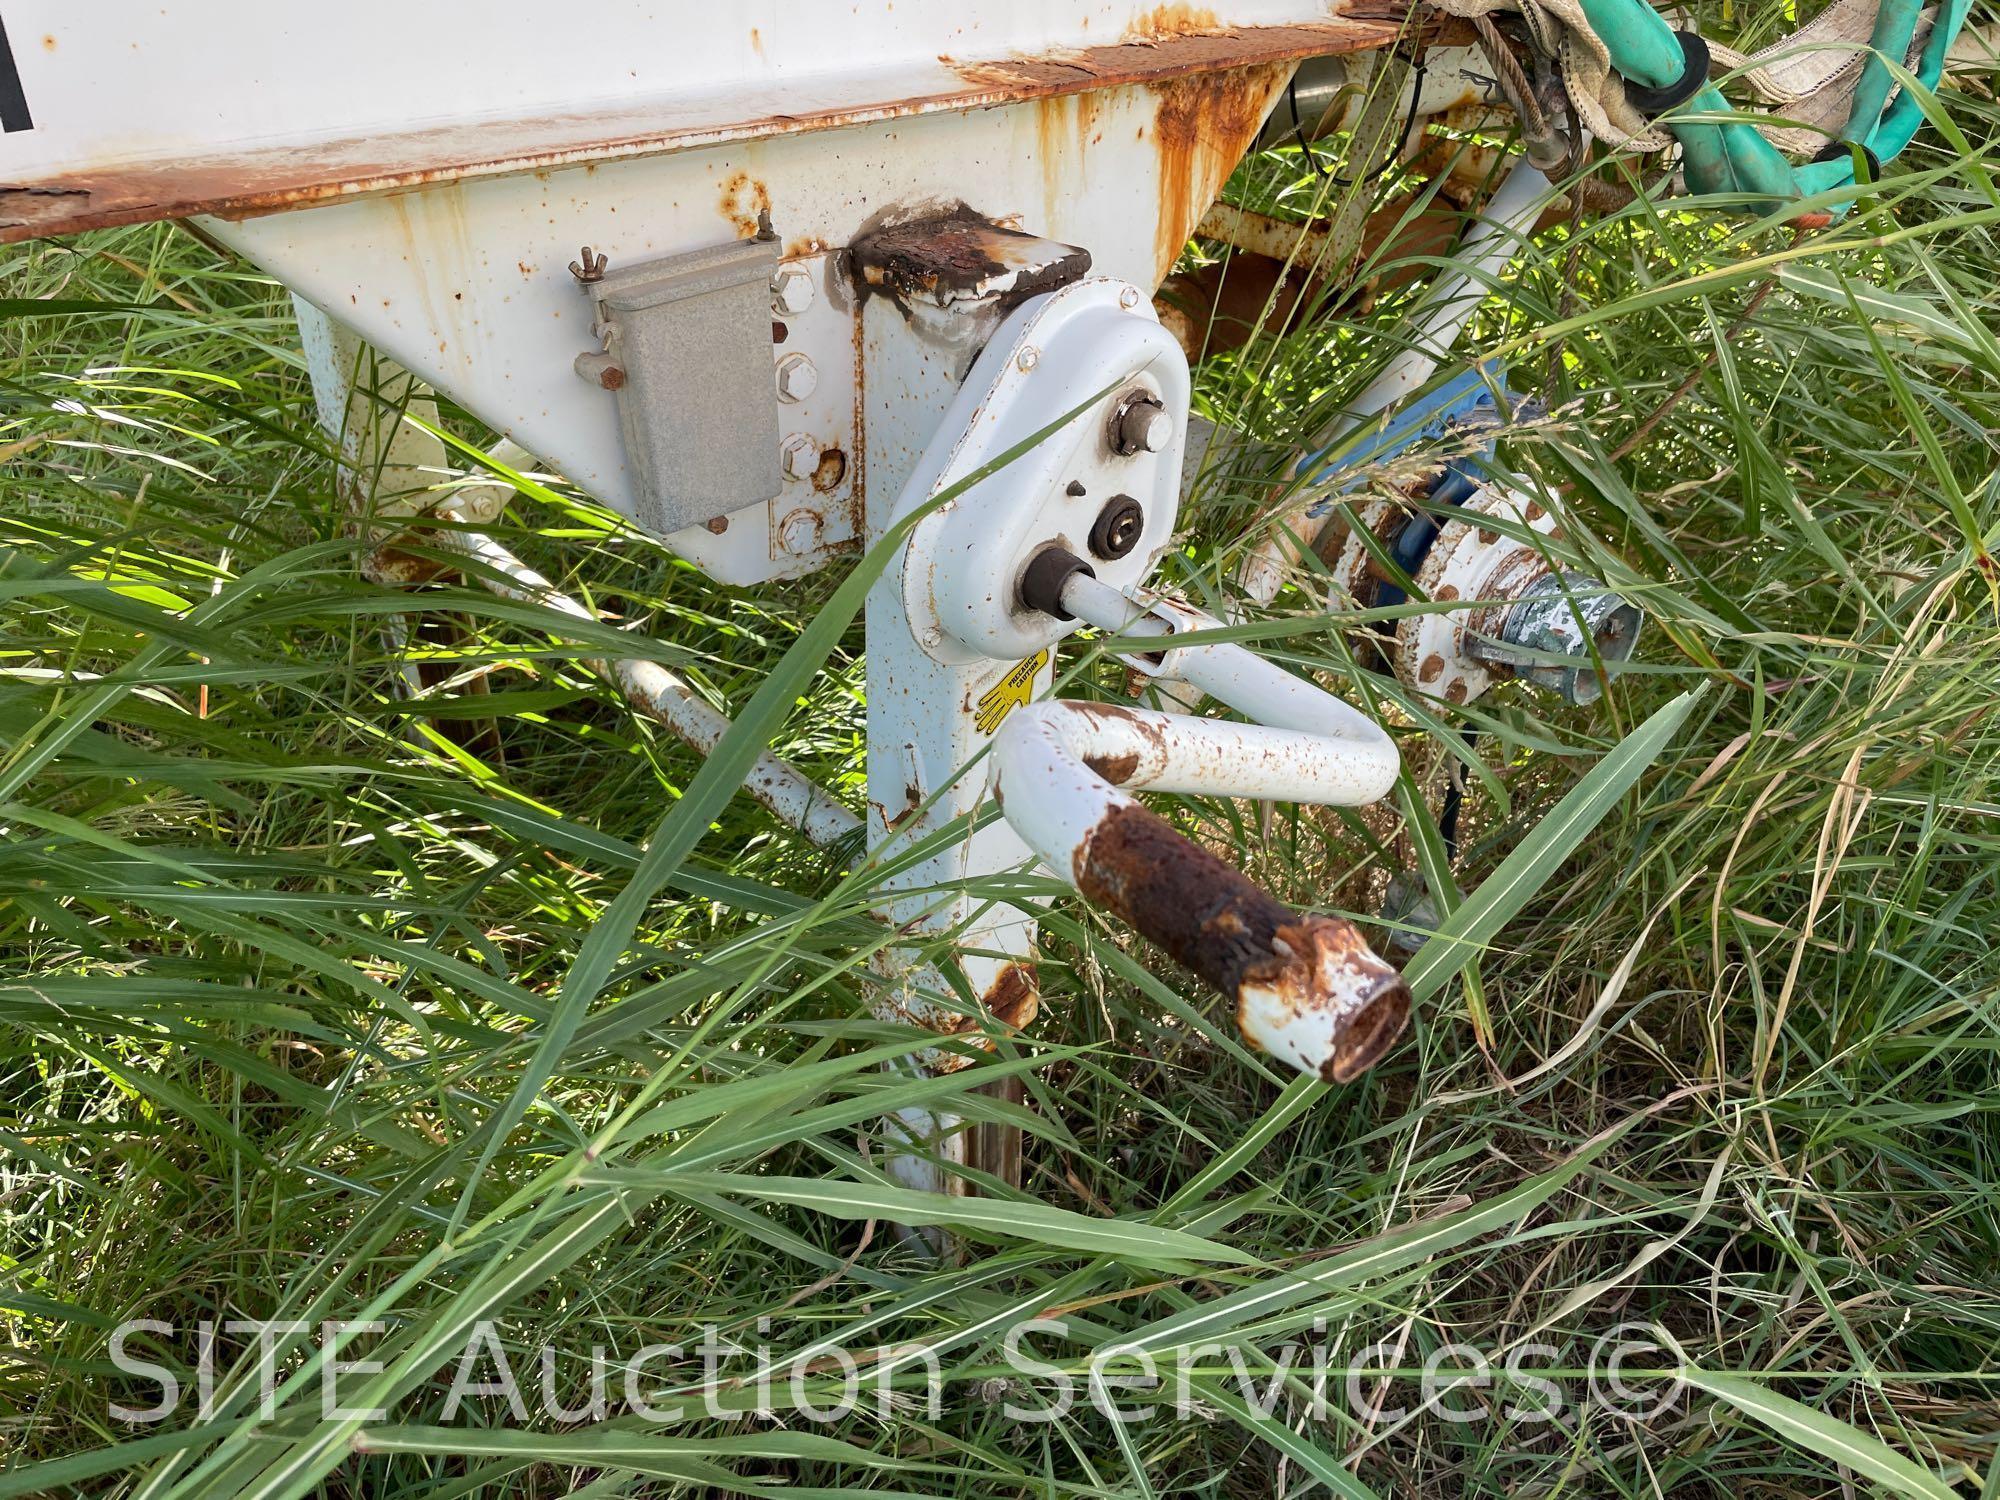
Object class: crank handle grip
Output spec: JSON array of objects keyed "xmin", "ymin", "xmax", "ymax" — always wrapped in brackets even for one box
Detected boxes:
[{"xmin": 990, "ymin": 698, "xmax": 1410, "ymax": 1083}]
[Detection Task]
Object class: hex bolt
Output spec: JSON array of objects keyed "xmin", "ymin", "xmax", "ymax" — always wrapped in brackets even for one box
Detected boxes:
[
  {"xmin": 778, "ymin": 508, "xmax": 823, "ymax": 556},
  {"xmin": 1111, "ymin": 395, "xmax": 1172, "ymax": 456},
  {"xmin": 771, "ymin": 265, "xmax": 814, "ymax": 316},
  {"xmin": 781, "ymin": 434, "xmax": 819, "ymax": 481},
  {"xmin": 573, "ymin": 350, "xmax": 626, "ymax": 390},
  {"xmin": 1087, "ymin": 495, "xmax": 1146, "ymax": 561},
  {"xmin": 774, "ymin": 353, "xmax": 818, "ymax": 403}
]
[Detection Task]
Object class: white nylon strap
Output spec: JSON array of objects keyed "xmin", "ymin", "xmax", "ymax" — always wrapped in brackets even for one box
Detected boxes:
[
  {"xmin": 1428, "ymin": 0, "xmax": 1923, "ymax": 160},
  {"xmin": 1429, "ymin": 0, "xmax": 1676, "ymax": 151}
]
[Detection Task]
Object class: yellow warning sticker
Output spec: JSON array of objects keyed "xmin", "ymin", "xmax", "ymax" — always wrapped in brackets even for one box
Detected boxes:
[{"xmin": 973, "ymin": 649, "xmax": 1049, "ymax": 736}]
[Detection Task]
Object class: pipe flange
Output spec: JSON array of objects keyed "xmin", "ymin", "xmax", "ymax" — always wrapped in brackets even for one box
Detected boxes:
[{"xmin": 1394, "ymin": 482, "xmax": 1563, "ymax": 705}]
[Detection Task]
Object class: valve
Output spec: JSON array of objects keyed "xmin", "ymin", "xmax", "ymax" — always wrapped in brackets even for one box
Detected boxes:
[
  {"xmin": 1282, "ymin": 371, "xmax": 1645, "ymax": 708},
  {"xmin": 1327, "ymin": 478, "xmax": 1644, "ymax": 707}
]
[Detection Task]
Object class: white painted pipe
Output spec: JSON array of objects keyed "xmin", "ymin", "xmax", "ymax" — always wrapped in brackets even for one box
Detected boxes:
[
  {"xmin": 1322, "ymin": 158, "xmax": 1553, "ymax": 432},
  {"xmin": 437, "ymin": 529, "xmax": 861, "ymax": 848},
  {"xmin": 988, "ymin": 570, "xmax": 1408, "ymax": 1083},
  {"xmin": 1060, "ymin": 572, "xmax": 1399, "ymax": 803}
]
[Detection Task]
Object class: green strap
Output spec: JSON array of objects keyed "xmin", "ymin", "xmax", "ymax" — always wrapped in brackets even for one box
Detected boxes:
[
  {"xmin": 1577, "ymin": 0, "xmax": 1973, "ymax": 208},
  {"xmin": 1839, "ymin": 0, "xmax": 1922, "ymax": 148}
]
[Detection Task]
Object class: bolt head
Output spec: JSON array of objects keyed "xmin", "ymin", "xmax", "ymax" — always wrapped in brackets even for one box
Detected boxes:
[
  {"xmin": 777, "ymin": 507, "xmax": 822, "ymax": 555},
  {"xmin": 771, "ymin": 266, "xmax": 814, "ymax": 316},
  {"xmin": 774, "ymin": 353, "xmax": 817, "ymax": 403},
  {"xmin": 1015, "ymin": 345, "xmax": 1040, "ymax": 372},
  {"xmin": 781, "ymin": 434, "xmax": 819, "ymax": 481},
  {"xmin": 1118, "ymin": 285, "xmax": 1142, "ymax": 309},
  {"xmin": 573, "ymin": 350, "xmax": 625, "ymax": 390}
]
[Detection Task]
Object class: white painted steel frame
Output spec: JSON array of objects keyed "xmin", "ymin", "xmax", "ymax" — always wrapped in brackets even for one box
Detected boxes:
[
  {"xmin": 40, "ymin": 4, "xmax": 1451, "ymax": 1200},
  {"xmin": 0, "ymin": 3, "xmax": 1396, "ymax": 234}
]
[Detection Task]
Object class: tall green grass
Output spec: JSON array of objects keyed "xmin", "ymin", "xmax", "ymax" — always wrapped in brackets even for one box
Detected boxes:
[{"xmin": 4, "ymin": 26, "xmax": 2000, "ymax": 1496}]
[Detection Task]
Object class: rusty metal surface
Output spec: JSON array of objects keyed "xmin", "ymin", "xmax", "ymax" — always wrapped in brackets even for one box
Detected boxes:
[
  {"xmin": 1237, "ymin": 913, "xmax": 1411, "ymax": 1082},
  {"xmin": 967, "ymin": 1074, "xmax": 1027, "ymax": 1194},
  {"xmin": 1075, "ymin": 799, "xmax": 1296, "ymax": 994},
  {"xmin": 988, "ymin": 572, "xmax": 1407, "ymax": 1082},
  {"xmin": 852, "ymin": 210, "xmax": 1093, "ymax": 314},
  {"xmin": 981, "ymin": 961, "xmax": 1042, "ymax": 1031},
  {"xmin": 1074, "ymin": 801, "xmax": 1409, "ymax": 1081},
  {"xmin": 1323, "ymin": 477, "xmax": 1643, "ymax": 706},
  {"xmin": 0, "ymin": 13, "xmax": 1399, "ymax": 245},
  {"xmin": 1160, "ymin": 192, "xmax": 1475, "ymax": 361}
]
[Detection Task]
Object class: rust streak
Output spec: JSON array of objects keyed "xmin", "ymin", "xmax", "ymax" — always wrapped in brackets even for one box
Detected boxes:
[
  {"xmin": 0, "ymin": 15, "xmax": 1399, "ymax": 243},
  {"xmin": 981, "ymin": 962, "xmax": 1041, "ymax": 1030},
  {"xmin": 1067, "ymin": 700, "xmax": 1171, "ymax": 760},
  {"xmin": 1127, "ymin": 5, "xmax": 1224, "ymax": 40},
  {"xmin": 949, "ymin": 19, "xmax": 1388, "ymax": 93},
  {"xmin": 1146, "ymin": 61, "xmax": 1292, "ymax": 285},
  {"xmin": 718, "ymin": 170, "xmax": 771, "ymax": 238}
]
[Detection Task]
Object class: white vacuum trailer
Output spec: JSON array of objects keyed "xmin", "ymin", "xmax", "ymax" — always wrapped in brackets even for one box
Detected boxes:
[{"xmin": 3, "ymin": 1, "xmax": 1645, "ymax": 1195}]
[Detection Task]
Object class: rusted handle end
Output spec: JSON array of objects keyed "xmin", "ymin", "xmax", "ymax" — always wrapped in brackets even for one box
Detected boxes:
[
  {"xmin": 1238, "ymin": 915, "xmax": 1411, "ymax": 1084},
  {"xmin": 1074, "ymin": 801, "xmax": 1410, "ymax": 1082}
]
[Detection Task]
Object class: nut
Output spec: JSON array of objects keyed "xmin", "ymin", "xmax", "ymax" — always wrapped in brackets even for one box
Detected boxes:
[
  {"xmin": 781, "ymin": 433, "xmax": 819, "ymax": 481},
  {"xmin": 771, "ymin": 265, "xmax": 814, "ymax": 316},
  {"xmin": 573, "ymin": 350, "xmax": 625, "ymax": 390},
  {"xmin": 778, "ymin": 507, "xmax": 823, "ymax": 556},
  {"xmin": 775, "ymin": 353, "xmax": 817, "ymax": 403}
]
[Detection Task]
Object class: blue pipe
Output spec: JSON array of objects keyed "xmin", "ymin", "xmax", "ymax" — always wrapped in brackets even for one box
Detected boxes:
[{"xmin": 1296, "ymin": 371, "xmax": 1527, "ymax": 611}]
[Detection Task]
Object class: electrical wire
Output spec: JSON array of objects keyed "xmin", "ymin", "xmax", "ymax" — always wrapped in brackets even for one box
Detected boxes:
[{"xmin": 1288, "ymin": 44, "xmax": 1432, "ymax": 188}]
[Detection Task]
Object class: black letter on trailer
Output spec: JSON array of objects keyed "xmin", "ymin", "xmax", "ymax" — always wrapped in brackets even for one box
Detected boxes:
[{"xmin": 0, "ymin": 18, "xmax": 32, "ymax": 132}]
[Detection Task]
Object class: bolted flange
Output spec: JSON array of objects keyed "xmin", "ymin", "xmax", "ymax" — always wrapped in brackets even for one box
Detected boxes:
[{"xmin": 1328, "ymin": 481, "xmax": 1644, "ymax": 707}]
